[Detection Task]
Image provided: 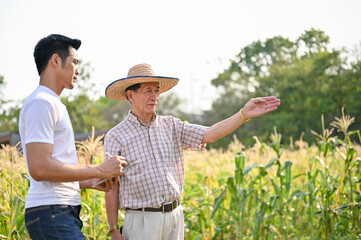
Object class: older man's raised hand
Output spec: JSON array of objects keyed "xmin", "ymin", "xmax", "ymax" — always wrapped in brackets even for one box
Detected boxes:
[{"xmin": 241, "ymin": 96, "xmax": 281, "ymax": 120}]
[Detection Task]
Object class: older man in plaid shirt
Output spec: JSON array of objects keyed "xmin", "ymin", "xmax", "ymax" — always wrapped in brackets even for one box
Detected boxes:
[{"xmin": 103, "ymin": 63, "xmax": 281, "ymax": 240}]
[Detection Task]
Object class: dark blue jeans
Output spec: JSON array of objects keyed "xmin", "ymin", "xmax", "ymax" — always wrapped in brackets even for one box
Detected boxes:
[{"xmin": 25, "ymin": 205, "xmax": 86, "ymax": 240}]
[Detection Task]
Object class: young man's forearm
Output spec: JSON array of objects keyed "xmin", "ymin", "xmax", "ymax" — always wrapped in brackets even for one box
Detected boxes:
[{"xmin": 26, "ymin": 142, "xmax": 124, "ymax": 182}]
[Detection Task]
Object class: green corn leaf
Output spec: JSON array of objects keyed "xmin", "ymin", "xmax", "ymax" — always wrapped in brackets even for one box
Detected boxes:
[
  {"xmin": 265, "ymin": 157, "xmax": 279, "ymax": 170},
  {"xmin": 0, "ymin": 213, "xmax": 10, "ymax": 221},
  {"xmin": 243, "ymin": 163, "xmax": 261, "ymax": 176},
  {"xmin": 315, "ymin": 156, "xmax": 325, "ymax": 167},
  {"xmin": 211, "ymin": 190, "xmax": 227, "ymax": 219},
  {"xmin": 227, "ymin": 177, "xmax": 237, "ymax": 196},
  {"xmin": 286, "ymin": 190, "xmax": 305, "ymax": 205},
  {"xmin": 284, "ymin": 161, "xmax": 293, "ymax": 196}
]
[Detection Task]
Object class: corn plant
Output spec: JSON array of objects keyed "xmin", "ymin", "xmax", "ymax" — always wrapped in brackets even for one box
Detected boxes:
[
  {"xmin": 0, "ymin": 144, "xmax": 29, "ymax": 239},
  {"xmin": 1, "ymin": 112, "xmax": 361, "ymax": 239}
]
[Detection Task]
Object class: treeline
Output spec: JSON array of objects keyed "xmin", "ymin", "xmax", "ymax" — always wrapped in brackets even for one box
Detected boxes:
[
  {"xmin": 1, "ymin": 29, "xmax": 360, "ymax": 148},
  {"xmin": 205, "ymin": 28, "xmax": 361, "ymax": 147}
]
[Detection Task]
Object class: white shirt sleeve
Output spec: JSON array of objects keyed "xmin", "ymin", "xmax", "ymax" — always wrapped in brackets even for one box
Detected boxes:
[{"xmin": 22, "ymin": 99, "xmax": 58, "ymax": 145}]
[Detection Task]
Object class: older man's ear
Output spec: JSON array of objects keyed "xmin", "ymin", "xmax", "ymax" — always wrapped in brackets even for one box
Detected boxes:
[{"xmin": 125, "ymin": 90, "xmax": 133, "ymax": 103}]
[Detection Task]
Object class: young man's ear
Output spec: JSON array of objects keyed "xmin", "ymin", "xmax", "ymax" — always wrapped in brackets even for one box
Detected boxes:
[{"xmin": 49, "ymin": 54, "xmax": 60, "ymax": 67}]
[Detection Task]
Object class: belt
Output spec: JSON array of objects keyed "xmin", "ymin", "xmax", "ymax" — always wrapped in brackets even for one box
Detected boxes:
[
  {"xmin": 127, "ymin": 199, "xmax": 180, "ymax": 213},
  {"xmin": 25, "ymin": 205, "xmax": 81, "ymax": 215}
]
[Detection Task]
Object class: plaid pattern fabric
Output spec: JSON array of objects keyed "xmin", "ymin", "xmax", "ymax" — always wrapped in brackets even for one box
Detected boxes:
[{"xmin": 104, "ymin": 111, "xmax": 208, "ymax": 209}]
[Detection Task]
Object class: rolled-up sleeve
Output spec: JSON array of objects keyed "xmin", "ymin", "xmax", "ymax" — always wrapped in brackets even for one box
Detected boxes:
[{"xmin": 181, "ymin": 121, "xmax": 208, "ymax": 150}]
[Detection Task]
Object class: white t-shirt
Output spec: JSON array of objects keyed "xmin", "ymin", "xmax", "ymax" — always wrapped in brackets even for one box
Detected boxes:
[{"xmin": 19, "ymin": 85, "xmax": 81, "ymax": 208}]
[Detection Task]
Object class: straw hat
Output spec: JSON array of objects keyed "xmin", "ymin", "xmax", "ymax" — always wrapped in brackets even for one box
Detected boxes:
[{"xmin": 105, "ymin": 63, "xmax": 179, "ymax": 100}]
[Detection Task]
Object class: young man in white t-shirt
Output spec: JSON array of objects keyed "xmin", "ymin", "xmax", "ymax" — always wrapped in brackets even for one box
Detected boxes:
[{"xmin": 19, "ymin": 34, "xmax": 127, "ymax": 240}]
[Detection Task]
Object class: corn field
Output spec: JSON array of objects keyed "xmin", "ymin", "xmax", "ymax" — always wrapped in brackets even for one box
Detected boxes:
[{"xmin": 1, "ymin": 112, "xmax": 361, "ymax": 239}]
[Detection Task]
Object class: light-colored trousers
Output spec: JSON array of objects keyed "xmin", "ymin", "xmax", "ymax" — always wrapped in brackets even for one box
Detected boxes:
[{"xmin": 122, "ymin": 205, "xmax": 184, "ymax": 240}]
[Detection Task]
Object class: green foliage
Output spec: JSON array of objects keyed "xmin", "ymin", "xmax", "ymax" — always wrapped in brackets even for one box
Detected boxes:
[
  {"xmin": 0, "ymin": 75, "xmax": 4, "ymax": 100},
  {"xmin": 95, "ymin": 96, "xmax": 131, "ymax": 128},
  {"xmin": 0, "ymin": 76, "xmax": 21, "ymax": 133},
  {"xmin": 0, "ymin": 104, "xmax": 21, "ymax": 133},
  {"xmin": 157, "ymin": 92, "xmax": 187, "ymax": 119},
  {"xmin": 207, "ymin": 28, "xmax": 361, "ymax": 148},
  {"xmin": 62, "ymin": 60, "xmax": 106, "ymax": 133}
]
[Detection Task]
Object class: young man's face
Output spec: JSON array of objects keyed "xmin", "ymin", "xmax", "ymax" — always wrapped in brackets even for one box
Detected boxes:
[
  {"xmin": 129, "ymin": 82, "xmax": 160, "ymax": 115},
  {"xmin": 59, "ymin": 47, "xmax": 80, "ymax": 90}
]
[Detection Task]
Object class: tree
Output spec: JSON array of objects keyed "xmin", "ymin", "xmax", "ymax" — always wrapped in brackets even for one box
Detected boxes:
[
  {"xmin": 205, "ymin": 29, "xmax": 361, "ymax": 148},
  {"xmin": 94, "ymin": 96, "xmax": 131, "ymax": 129},
  {"xmin": 62, "ymin": 60, "xmax": 109, "ymax": 133},
  {"xmin": 0, "ymin": 76, "xmax": 21, "ymax": 132},
  {"xmin": 0, "ymin": 75, "xmax": 4, "ymax": 101},
  {"xmin": 157, "ymin": 92, "xmax": 189, "ymax": 120}
]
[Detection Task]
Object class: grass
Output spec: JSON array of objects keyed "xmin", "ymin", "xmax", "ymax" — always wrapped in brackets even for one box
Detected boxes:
[{"xmin": 0, "ymin": 112, "xmax": 361, "ymax": 239}]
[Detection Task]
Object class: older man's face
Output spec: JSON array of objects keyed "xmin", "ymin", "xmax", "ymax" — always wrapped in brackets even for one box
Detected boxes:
[{"xmin": 131, "ymin": 82, "xmax": 160, "ymax": 114}]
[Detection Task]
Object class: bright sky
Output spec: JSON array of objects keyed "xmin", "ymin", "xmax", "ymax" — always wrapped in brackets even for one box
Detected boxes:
[{"xmin": 1, "ymin": 0, "xmax": 361, "ymax": 112}]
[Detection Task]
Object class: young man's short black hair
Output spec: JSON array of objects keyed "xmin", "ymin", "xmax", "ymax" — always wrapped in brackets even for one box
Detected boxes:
[{"xmin": 34, "ymin": 34, "xmax": 81, "ymax": 75}]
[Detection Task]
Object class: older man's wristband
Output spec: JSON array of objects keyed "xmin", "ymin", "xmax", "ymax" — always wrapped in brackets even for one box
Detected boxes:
[
  {"xmin": 107, "ymin": 224, "xmax": 119, "ymax": 233},
  {"xmin": 239, "ymin": 109, "xmax": 250, "ymax": 122}
]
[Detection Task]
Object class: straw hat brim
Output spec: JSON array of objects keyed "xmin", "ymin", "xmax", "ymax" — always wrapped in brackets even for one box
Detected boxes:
[{"xmin": 105, "ymin": 76, "xmax": 179, "ymax": 100}]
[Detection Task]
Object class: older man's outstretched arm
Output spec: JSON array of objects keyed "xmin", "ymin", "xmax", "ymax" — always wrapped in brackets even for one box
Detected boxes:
[{"xmin": 202, "ymin": 96, "xmax": 281, "ymax": 144}]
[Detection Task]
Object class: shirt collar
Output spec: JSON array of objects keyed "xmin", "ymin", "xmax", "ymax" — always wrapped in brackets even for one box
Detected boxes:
[
  {"xmin": 127, "ymin": 110, "xmax": 158, "ymax": 127},
  {"xmin": 38, "ymin": 85, "xmax": 60, "ymax": 100}
]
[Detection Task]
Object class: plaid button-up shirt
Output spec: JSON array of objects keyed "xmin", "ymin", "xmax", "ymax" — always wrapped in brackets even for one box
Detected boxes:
[{"xmin": 104, "ymin": 111, "xmax": 208, "ymax": 209}]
